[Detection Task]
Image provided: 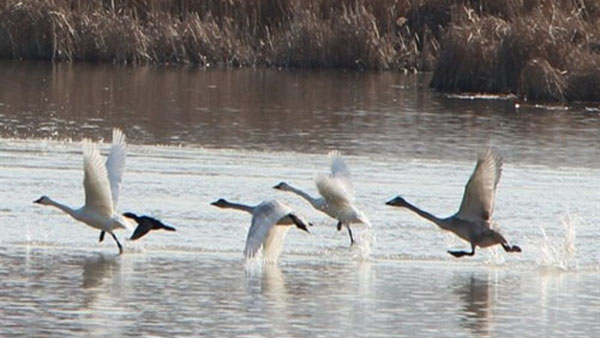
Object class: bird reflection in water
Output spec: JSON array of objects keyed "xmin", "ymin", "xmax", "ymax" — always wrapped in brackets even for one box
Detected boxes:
[
  {"xmin": 245, "ymin": 263, "xmax": 287, "ymax": 301},
  {"xmin": 81, "ymin": 254, "xmax": 119, "ymax": 308},
  {"xmin": 454, "ymin": 274, "xmax": 493, "ymax": 336},
  {"xmin": 263, "ymin": 264, "xmax": 287, "ymax": 301},
  {"xmin": 244, "ymin": 263, "xmax": 293, "ymax": 336}
]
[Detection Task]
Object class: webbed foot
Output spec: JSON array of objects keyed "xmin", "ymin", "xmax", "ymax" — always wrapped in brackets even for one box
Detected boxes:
[
  {"xmin": 502, "ymin": 243, "xmax": 522, "ymax": 253},
  {"xmin": 448, "ymin": 244, "xmax": 475, "ymax": 257},
  {"xmin": 448, "ymin": 250, "xmax": 471, "ymax": 258}
]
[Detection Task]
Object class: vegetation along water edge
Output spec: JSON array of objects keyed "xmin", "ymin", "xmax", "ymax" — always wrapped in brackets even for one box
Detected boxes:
[{"xmin": 1, "ymin": 0, "xmax": 598, "ymax": 103}]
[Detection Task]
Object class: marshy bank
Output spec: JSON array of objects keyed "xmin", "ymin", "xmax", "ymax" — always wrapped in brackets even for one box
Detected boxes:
[{"xmin": 0, "ymin": 0, "xmax": 599, "ymax": 103}]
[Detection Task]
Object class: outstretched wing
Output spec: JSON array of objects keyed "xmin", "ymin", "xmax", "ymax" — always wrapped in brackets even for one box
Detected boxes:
[
  {"xmin": 244, "ymin": 200, "xmax": 291, "ymax": 261},
  {"xmin": 83, "ymin": 140, "xmax": 114, "ymax": 216},
  {"xmin": 129, "ymin": 215, "xmax": 176, "ymax": 241},
  {"xmin": 105, "ymin": 128, "xmax": 126, "ymax": 209},
  {"xmin": 315, "ymin": 151, "xmax": 355, "ymax": 204},
  {"xmin": 130, "ymin": 221, "xmax": 152, "ymax": 241},
  {"xmin": 456, "ymin": 148, "xmax": 503, "ymax": 225},
  {"xmin": 261, "ymin": 225, "xmax": 290, "ymax": 263},
  {"xmin": 315, "ymin": 174, "xmax": 354, "ymax": 205},
  {"xmin": 329, "ymin": 150, "xmax": 354, "ymax": 198}
]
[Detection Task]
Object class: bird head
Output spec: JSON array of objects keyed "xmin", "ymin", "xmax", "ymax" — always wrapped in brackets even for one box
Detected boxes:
[
  {"xmin": 122, "ymin": 212, "xmax": 138, "ymax": 220},
  {"xmin": 33, "ymin": 196, "xmax": 51, "ymax": 205},
  {"xmin": 385, "ymin": 196, "xmax": 408, "ymax": 207},
  {"xmin": 273, "ymin": 182, "xmax": 291, "ymax": 191},
  {"xmin": 210, "ymin": 198, "xmax": 229, "ymax": 208}
]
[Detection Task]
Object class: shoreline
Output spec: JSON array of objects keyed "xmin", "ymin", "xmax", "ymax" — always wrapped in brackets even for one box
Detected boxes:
[{"xmin": 1, "ymin": 0, "xmax": 599, "ymax": 102}]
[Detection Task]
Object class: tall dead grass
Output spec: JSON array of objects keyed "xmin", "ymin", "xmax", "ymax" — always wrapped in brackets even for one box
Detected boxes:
[
  {"xmin": 0, "ymin": 0, "xmax": 598, "ymax": 101},
  {"xmin": 430, "ymin": 0, "xmax": 600, "ymax": 102},
  {"xmin": 0, "ymin": 0, "xmax": 413, "ymax": 69}
]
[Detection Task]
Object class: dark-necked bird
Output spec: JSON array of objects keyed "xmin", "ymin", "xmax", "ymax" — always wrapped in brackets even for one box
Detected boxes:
[
  {"xmin": 34, "ymin": 128, "xmax": 129, "ymax": 254},
  {"xmin": 122, "ymin": 212, "xmax": 176, "ymax": 240}
]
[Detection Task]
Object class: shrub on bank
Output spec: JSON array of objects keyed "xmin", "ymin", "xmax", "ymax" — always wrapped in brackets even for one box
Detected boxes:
[
  {"xmin": 430, "ymin": 0, "xmax": 600, "ymax": 102},
  {"xmin": 0, "ymin": 0, "xmax": 598, "ymax": 102}
]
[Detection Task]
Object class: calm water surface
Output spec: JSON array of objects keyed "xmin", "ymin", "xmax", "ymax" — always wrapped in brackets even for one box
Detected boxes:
[{"xmin": 0, "ymin": 62, "xmax": 599, "ymax": 337}]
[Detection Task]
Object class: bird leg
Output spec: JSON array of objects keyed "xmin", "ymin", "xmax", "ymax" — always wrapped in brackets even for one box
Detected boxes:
[
  {"xmin": 347, "ymin": 226, "xmax": 355, "ymax": 246},
  {"xmin": 110, "ymin": 232, "xmax": 123, "ymax": 254},
  {"xmin": 336, "ymin": 221, "xmax": 355, "ymax": 245},
  {"xmin": 501, "ymin": 243, "xmax": 522, "ymax": 253},
  {"xmin": 448, "ymin": 243, "xmax": 475, "ymax": 257},
  {"xmin": 99, "ymin": 231, "xmax": 105, "ymax": 242},
  {"xmin": 494, "ymin": 231, "xmax": 522, "ymax": 253}
]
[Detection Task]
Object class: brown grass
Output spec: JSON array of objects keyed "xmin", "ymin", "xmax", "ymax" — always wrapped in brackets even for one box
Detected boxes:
[
  {"xmin": 0, "ymin": 0, "xmax": 599, "ymax": 102},
  {"xmin": 430, "ymin": 0, "xmax": 600, "ymax": 102},
  {"xmin": 519, "ymin": 58, "xmax": 566, "ymax": 102},
  {"xmin": 0, "ymin": 0, "xmax": 422, "ymax": 69}
]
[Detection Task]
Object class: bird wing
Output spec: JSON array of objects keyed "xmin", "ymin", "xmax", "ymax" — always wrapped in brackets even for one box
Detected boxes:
[
  {"xmin": 129, "ymin": 221, "xmax": 152, "ymax": 240},
  {"xmin": 105, "ymin": 128, "xmax": 126, "ymax": 209},
  {"xmin": 82, "ymin": 140, "xmax": 114, "ymax": 216},
  {"xmin": 244, "ymin": 200, "xmax": 291, "ymax": 260},
  {"xmin": 456, "ymin": 148, "xmax": 503, "ymax": 225},
  {"xmin": 315, "ymin": 174, "xmax": 354, "ymax": 205},
  {"xmin": 130, "ymin": 216, "xmax": 176, "ymax": 241},
  {"xmin": 328, "ymin": 150, "xmax": 355, "ymax": 198},
  {"xmin": 261, "ymin": 226, "xmax": 291, "ymax": 263}
]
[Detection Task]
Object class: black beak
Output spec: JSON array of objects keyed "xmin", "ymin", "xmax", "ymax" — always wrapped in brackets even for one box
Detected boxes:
[
  {"xmin": 385, "ymin": 197, "xmax": 400, "ymax": 206},
  {"xmin": 33, "ymin": 197, "xmax": 43, "ymax": 204}
]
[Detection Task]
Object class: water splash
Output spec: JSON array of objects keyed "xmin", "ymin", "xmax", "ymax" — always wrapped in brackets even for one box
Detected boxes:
[
  {"xmin": 537, "ymin": 212, "xmax": 579, "ymax": 271},
  {"xmin": 350, "ymin": 225, "xmax": 375, "ymax": 261},
  {"xmin": 484, "ymin": 245, "xmax": 506, "ymax": 266}
]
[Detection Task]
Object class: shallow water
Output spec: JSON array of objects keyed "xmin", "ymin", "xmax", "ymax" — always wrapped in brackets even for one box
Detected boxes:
[{"xmin": 0, "ymin": 62, "xmax": 599, "ymax": 336}]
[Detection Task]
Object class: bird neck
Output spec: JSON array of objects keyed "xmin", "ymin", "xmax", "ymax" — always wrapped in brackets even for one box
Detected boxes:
[
  {"xmin": 127, "ymin": 214, "xmax": 140, "ymax": 222},
  {"xmin": 221, "ymin": 201, "xmax": 255, "ymax": 214},
  {"xmin": 286, "ymin": 185, "xmax": 321, "ymax": 209},
  {"xmin": 401, "ymin": 200, "xmax": 449, "ymax": 230},
  {"xmin": 46, "ymin": 198, "xmax": 79, "ymax": 219}
]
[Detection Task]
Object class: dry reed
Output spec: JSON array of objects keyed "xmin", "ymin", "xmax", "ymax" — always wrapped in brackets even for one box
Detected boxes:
[
  {"xmin": 430, "ymin": 0, "xmax": 600, "ymax": 102},
  {"xmin": 0, "ymin": 0, "xmax": 598, "ymax": 102}
]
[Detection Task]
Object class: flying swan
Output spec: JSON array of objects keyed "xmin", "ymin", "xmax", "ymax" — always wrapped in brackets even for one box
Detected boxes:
[
  {"xmin": 274, "ymin": 151, "xmax": 371, "ymax": 245},
  {"xmin": 34, "ymin": 129, "xmax": 175, "ymax": 253},
  {"xmin": 211, "ymin": 199, "xmax": 310, "ymax": 262},
  {"xmin": 386, "ymin": 148, "xmax": 521, "ymax": 257}
]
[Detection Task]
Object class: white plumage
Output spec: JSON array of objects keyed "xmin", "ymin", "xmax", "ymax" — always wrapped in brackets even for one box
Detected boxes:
[
  {"xmin": 274, "ymin": 150, "xmax": 371, "ymax": 245},
  {"xmin": 211, "ymin": 199, "xmax": 310, "ymax": 263},
  {"xmin": 105, "ymin": 128, "xmax": 127, "ymax": 208},
  {"xmin": 245, "ymin": 201, "xmax": 291, "ymax": 261},
  {"xmin": 35, "ymin": 128, "xmax": 131, "ymax": 253}
]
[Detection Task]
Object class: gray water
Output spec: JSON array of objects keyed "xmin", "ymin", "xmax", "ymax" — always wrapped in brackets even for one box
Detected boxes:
[{"xmin": 0, "ymin": 61, "xmax": 599, "ymax": 337}]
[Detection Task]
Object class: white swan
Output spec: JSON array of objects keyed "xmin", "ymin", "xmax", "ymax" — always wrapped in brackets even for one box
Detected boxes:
[
  {"xmin": 386, "ymin": 148, "xmax": 521, "ymax": 257},
  {"xmin": 274, "ymin": 151, "xmax": 371, "ymax": 245},
  {"xmin": 211, "ymin": 199, "xmax": 310, "ymax": 263},
  {"xmin": 34, "ymin": 128, "xmax": 132, "ymax": 254}
]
